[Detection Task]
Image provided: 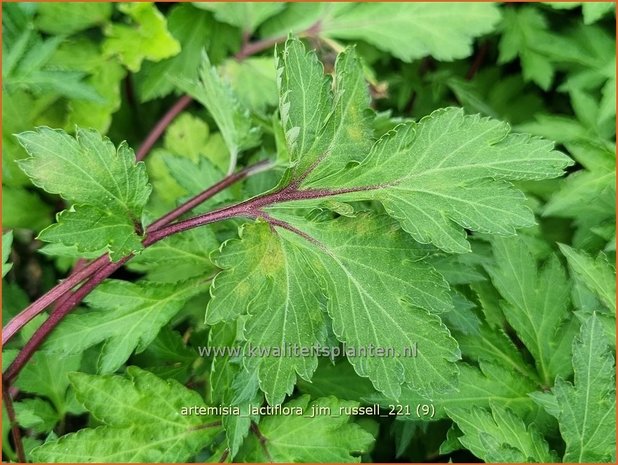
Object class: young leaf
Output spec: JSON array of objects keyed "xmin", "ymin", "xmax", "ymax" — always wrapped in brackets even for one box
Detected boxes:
[
  {"xmin": 178, "ymin": 52, "xmax": 261, "ymax": 173},
  {"xmin": 16, "ymin": 127, "xmax": 151, "ymax": 260},
  {"xmin": 42, "ymin": 278, "xmax": 206, "ymax": 373},
  {"xmin": 2, "ymin": 231, "xmax": 13, "ymax": 277},
  {"xmin": 31, "ymin": 367, "xmax": 222, "ymax": 462},
  {"xmin": 542, "ymin": 314, "xmax": 616, "ymax": 462},
  {"xmin": 446, "ymin": 402, "xmax": 557, "ymax": 462},
  {"xmin": 485, "ymin": 236, "xmax": 576, "ymax": 384},
  {"xmin": 235, "ymin": 395, "xmax": 375, "ymax": 462},
  {"xmin": 559, "ymin": 244, "xmax": 616, "ymax": 313},
  {"xmin": 102, "ymin": 3, "xmax": 180, "ymax": 72}
]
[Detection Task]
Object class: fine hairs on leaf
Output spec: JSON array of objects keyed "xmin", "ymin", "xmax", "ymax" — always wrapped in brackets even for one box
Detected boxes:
[{"xmin": 3, "ymin": 4, "xmax": 615, "ymax": 463}]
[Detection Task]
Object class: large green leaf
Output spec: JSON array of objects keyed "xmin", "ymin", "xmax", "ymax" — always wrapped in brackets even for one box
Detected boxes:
[
  {"xmin": 485, "ymin": 236, "xmax": 577, "ymax": 384},
  {"xmin": 208, "ymin": 214, "xmax": 458, "ymax": 403},
  {"xmin": 236, "ymin": 395, "xmax": 375, "ymax": 462},
  {"xmin": 261, "ymin": 3, "xmax": 501, "ymax": 61},
  {"xmin": 447, "ymin": 402, "xmax": 557, "ymax": 462},
  {"xmin": 42, "ymin": 279, "xmax": 205, "ymax": 373},
  {"xmin": 31, "ymin": 367, "xmax": 222, "ymax": 462},
  {"xmin": 16, "ymin": 127, "xmax": 151, "ymax": 260},
  {"xmin": 539, "ymin": 314, "xmax": 616, "ymax": 462}
]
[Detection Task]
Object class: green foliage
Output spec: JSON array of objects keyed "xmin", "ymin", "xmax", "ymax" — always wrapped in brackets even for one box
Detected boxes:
[
  {"xmin": 16, "ymin": 128, "xmax": 151, "ymax": 260},
  {"xmin": 2, "ymin": 3, "xmax": 615, "ymax": 464},
  {"xmin": 236, "ymin": 396, "xmax": 375, "ymax": 462},
  {"xmin": 31, "ymin": 367, "xmax": 222, "ymax": 462},
  {"xmin": 535, "ymin": 314, "xmax": 616, "ymax": 462},
  {"xmin": 102, "ymin": 2, "xmax": 180, "ymax": 72}
]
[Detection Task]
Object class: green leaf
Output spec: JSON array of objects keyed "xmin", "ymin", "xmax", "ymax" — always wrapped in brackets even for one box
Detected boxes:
[
  {"xmin": 31, "ymin": 367, "xmax": 222, "ymax": 463},
  {"xmin": 582, "ymin": 2, "xmax": 615, "ymax": 24},
  {"xmin": 35, "ymin": 2, "xmax": 112, "ymax": 35},
  {"xmin": 297, "ymin": 358, "xmax": 377, "ymax": 402},
  {"xmin": 127, "ymin": 227, "xmax": 218, "ymax": 282},
  {"xmin": 14, "ymin": 352, "xmax": 82, "ymax": 415},
  {"xmin": 277, "ymin": 40, "xmax": 372, "ymax": 179},
  {"xmin": 543, "ymin": 314, "xmax": 616, "ymax": 462},
  {"xmin": 559, "ymin": 244, "xmax": 616, "ymax": 313},
  {"xmin": 370, "ymin": 361, "xmax": 539, "ymax": 421},
  {"xmin": 42, "ymin": 278, "xmax": 206, "ymax": 373},
  {"xmin": 3, "ymin": 30, "xmax": 102, "ymax": 101},
  {"xmin": 236, "ymin": 395, "xmax": 374, "ymax": 462},
  {"xmin": 163, "ymin": 113, "xmax": 210, "ymax": 163},
  {"xmin": 207, "ymin": 221, "xmax": 327, "ymax": 405},
  {"xmin": 208, "ymin": 214, "xmax": 458, "ymax": 402},
  {"xmin": 137, "ymin": 5, "xmax": 213, "ymax": 101},
  {"xmin": 2, "ymin": 231, "xmax": 13, "ymax": 278},
  {"xmin": 485, "ymin": 236, "xmax": 576, "ymax": 384},
  {"xmin": 221, "ymin": 57, "xmax": 278, "ymax": 113},
  {"xmin": 446, "ymin": 402, "xmax": 557, "ymax": 462},
  {"xmin": 307, "ymin": 107, "xmax": 572, "ymax": 253},
  {"xmin": 499, "ymin": 7, "xmax": 556, "ymax": 90},
  {"xmin": 16, "ymin": 127, "xmax": 151, "ymax": 260},
  {"xmin": 14, "ymin": 398, "xmax": 60, "ymax": 434},
  {"xmin": 262, "ymin": 3, "xmax": 501, "ymax": 61},
  {"xmin": 102, "ymin": 3, "xmax": 180, "ymax": 72},
  {"xmin": 195, "ymin": 2, "xmax": 285, "ymax": 33},
  {"xmin": 178, "ymin": 52, "xmax": 261, "ymax": 173}
]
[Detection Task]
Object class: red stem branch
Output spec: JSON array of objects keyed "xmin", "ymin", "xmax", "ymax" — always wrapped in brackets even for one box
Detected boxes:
[{"xmin": 2, "ymin": 380, "xmax": 26, "ymax": 462}]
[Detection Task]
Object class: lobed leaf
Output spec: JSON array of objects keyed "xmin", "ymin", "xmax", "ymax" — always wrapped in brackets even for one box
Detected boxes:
[{"xmin": 31, "ymin": 367, "xmax": 222, "ymax": 462}]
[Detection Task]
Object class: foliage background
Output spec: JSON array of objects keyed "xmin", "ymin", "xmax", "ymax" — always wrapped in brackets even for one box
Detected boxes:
[{"xmin": 2, "ymin": 1, "xmax": 616, "ymax": 463}]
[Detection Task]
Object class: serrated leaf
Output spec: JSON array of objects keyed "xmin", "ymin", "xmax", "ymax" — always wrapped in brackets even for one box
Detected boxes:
[
  {"xmin": 14, "ymin": 398, "xmax": 60, "ymax": 434},
  {"xmin": 207, "ymin": 221, "xmax": 327, "ymax": 405},
  {"xmin": 16, "ymin": 127, "xmax": 151, "ymax": 260},
  {"xmin": 2, "ymin": 231, "xmax": 13, "ymax": 277},
  {"xmin": 208, "ymin": 214, "xmax": 458, "ymax": 402},
  {"xmin": 447, "ymin": 402, "xmax": 557, "ymax": 462},
  {"xmin": 499, "ymin": 7, "xmax": 557, "ymax": 89},
  {"xmin": 559, "ymin": 244, "xmax": 616, "ymax": 313},
  {"xmin": 277, "ymin": 39, "xmax": 372, "ymax": 179},
  {"xmin": 236, "ymin": 395, "xmax": 374, "ymax": 462},
  {"xmin": 543, "ymin": 314, "xmax": 616, "ymax": 462},
  {"xmin": 485, "ymin": 236, "xmax": 576, "ymax": 384},
  {"xmin": 307, "ymin": 107, "xmax": 572, "ymax": 253},
  {"xmin": 262, "ymin": 3, "xmax": 500, "ymax": 61},
  {"xmin": 31, "ymin": 367, "xmax": 222, "ymax": 462},
  {"xmin": 42, "ymin": 279, "xmax": 206, "ymax": 373},
  {"xmin": 370, "ymin": 361, "xmax": 539, "ymax": 421},
  {"xmin": 177, "ymin": 52, "xmax": 261, "ymax": 173},
  {"xmin": 14, "ymin": 352, "xmax": 82, "ymax": 415},
  {"xmin": 102, "ymin": 3, "xmax": 180, "ymax": 72},
  {"xmin": 195, "ymin": 2, "xmax": 285, "ymax": 33}
]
